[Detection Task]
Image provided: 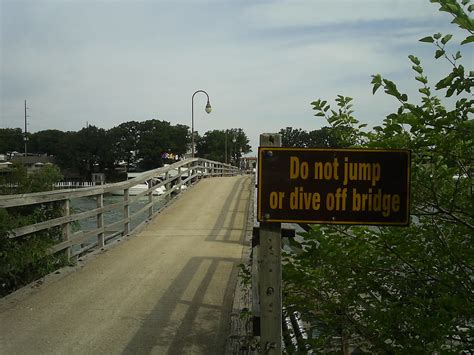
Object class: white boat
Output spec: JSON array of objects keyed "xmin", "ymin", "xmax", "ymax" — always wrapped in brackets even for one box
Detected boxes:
[{"xmin": 110, "ymin": 183, "xmax": 166, "ymax": 196}]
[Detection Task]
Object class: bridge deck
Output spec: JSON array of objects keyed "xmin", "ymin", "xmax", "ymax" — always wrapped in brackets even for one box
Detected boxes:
[{"xmin": 0, "ymin": 175, "xmax": 252, "ymax": 354}]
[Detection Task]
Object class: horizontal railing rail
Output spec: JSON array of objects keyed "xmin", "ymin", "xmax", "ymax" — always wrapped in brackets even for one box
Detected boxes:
[{"xmin": 0, "ymin": 158, "xmax": 239, "ymax": 259}]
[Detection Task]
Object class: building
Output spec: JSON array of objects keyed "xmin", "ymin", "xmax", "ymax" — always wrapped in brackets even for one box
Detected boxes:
[{"xmin": 10, "ymin": 155, "xmax": 56, "ymax": 174}]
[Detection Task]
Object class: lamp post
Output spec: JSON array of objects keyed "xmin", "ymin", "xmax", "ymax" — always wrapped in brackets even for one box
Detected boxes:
[
  {"xmin": 231, "ymin": 135, "xmax": 236, "ymax": 165},
  {"xmin": 191, "ymin": 90, "xmax": 212, "ymax": 158}
]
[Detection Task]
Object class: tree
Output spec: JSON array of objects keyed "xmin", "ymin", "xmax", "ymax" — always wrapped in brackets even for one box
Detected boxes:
[
  {"xmin": 196, "ymin": 128, "xmax": 251, "ymax": 164},
  {"xmin": 53, "ymin": 125, "xmax": 112, "ymax": 177},
  {"xmin": 0, "ymin": 163, "xmax": 63, "ymax": 195},
  {"xmin": 279, "ymin": 126, "xmax": 350, "ymax": 148},
  {"xmin": 0, "ymin": 164, "xmax": 66, "ymax": 297},
  {"xmin": 284, "ymin": 1, "xmax": 473, "ymax": 352},
  {"xmin": 136, "ymin": 119, "xmax": 189, "ymax": 170},
  {"xmin": 195, "ymin": 130, "xmax": 225, "ymax": 162},
  {"xmin": 0, "ymin": 128, "xmax": 23, "ymax": 154},
  {"xmin": 29, "ymin": 130, "xmax": 66, "ymax": 156},
  {"xmin": 279, "ymin": 127, "xmax": 309, "ymax": 147}
]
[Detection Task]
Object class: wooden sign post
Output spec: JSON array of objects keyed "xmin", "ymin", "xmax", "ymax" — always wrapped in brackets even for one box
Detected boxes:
[{"xmin": 258, "ymin": 133, "xmax": 282, "ymax": 354}]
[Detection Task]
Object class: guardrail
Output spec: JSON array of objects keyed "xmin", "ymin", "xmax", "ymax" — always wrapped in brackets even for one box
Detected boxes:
[{"xmin": 0, "ymin": 158, "xmax": 239, "ymax": 259}]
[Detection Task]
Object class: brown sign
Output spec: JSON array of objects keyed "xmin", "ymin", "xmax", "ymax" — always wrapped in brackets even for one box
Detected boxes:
[{"xmin": 257, "ymin": 147, "xmax": 411, "ymax": 225}]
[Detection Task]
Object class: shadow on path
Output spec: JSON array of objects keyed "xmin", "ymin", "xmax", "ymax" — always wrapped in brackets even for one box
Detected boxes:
[
  {"xmin": 123, "ymin": 176, "xmax": 252, "ymax": 354},
  {"xmin": 122, "ymin": 256, "xmax": 239, "ymax": 354},
  {"xmin": 206, "ymin": 175, "xmax": 251, "ymax": 244}
]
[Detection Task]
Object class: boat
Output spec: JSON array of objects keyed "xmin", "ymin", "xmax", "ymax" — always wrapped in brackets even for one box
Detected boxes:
[
  {"xmin": 110, "ymin": 182, "xmax": 166, "ymax": 196},
  {"xmin": 111, "ymin": 173, "xmax": 166, "ymax": 196}
]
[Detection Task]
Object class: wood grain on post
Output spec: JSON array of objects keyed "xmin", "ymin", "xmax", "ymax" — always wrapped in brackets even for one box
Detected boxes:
[
  {"xmin": 61, "ymin": 198, "xmax": 71, "ymax": 259},
  {"xmin": 124, "ymin": 189, "xmax": 130, "ymax": 235},
  {"xmin": 258, "ymin": 133, "xmax": 282, "ymax": 354},
  {"xmin": 97, "ymin": 194, "xmax": 105, "ymax": 247}
]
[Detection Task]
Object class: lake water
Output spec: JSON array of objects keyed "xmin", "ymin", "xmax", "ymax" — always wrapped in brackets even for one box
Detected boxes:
[{"xmin": 70, "ymin": 194, "xmax": 166, "ymax": 252}]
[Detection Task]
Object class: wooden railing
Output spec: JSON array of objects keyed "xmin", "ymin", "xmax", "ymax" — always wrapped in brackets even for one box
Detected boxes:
[{"xmin": 0, "ymin": 158, "xmax": 239, "ymax": 259}]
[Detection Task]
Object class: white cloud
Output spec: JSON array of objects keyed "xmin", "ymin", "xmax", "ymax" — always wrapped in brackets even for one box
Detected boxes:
[
  {"xmin": 242, "ymin": 0, "xmax": 443, "ymax": 28},
  {"xmin": 1, "ymin": 0, "xmax": 471, "ymax": 153}
]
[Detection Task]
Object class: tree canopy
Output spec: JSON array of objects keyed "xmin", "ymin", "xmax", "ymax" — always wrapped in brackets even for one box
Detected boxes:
[
  {"xmin": 196, "ymin": 128, "xmax": 252, "ymax": 164},
  {"xmin": 1, "ymin": 120, "xmax": 254, "ymax": 176},
  {"xmin": 279, "ymin": 126, "xmax": 351, "ymax": 148}
]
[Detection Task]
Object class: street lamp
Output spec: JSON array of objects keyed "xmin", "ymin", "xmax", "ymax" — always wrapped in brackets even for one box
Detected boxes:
[
  {"xmin": 191, "ymin": 90, "xmax": 212, "ymax": 158},
  {"xmin": 231, "ymin": 135, "xmax": 236, "ymax": 165},
  {"xmin": 225, "ymin": 131, "xmax": 228, "ymax": 164}
]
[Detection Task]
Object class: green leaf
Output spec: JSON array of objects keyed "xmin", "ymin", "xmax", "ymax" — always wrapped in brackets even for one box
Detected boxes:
[
  {"xmin": 371, "ymin": 74, "xmax": 383, "ymax": 95},
  {"xmin": 454, "ymin": 51, "xmax": 462, "ymax": 60},
  {"xmin": 382, "ymin": 79, "xmax": 400, "ymax": 98},
  {"xmin": 408, "ymin": 55, "xmax": 421, "ymax": 65},
  {"xmin": 372, "ymin": 82, "xmax": 381, "ymax": 95},
  {"xmin": 412, "ymin": 65, "xmax": 423, "ymax": 74},
  {"xmin": 469, "ymin": 4, "xmax": 474, "ymax": 12},
  {"xmin": 386, "ymin": 113, "xmax": 398, "ymax": 121},
  {"xmin": 461, "ymin": 0, "xmax": 469, "ymax": 5},
  {"xmin": 416, "ymin": 76, "xmax": 428, "ymax": 84},
  {"xmin": 446, "ymin": 86, "xmax": 455, "ymax": 97},
  {"xmin": 419, "ymin": 87, "xmax": 431, "ymax": 96},
  {"xmin": 419, "ymin": 36, "xmax": 434, "ymax": 43},
  {"xmin": 433, "ymin": 32, "xmax": 442, "ymax": 40},
  {"xmin": 442, "ymin": 3, "xmax": 461, "ymax": 14},
  {"xmin": 441, "ymin": 34, "xmax": 453, "ymax": 44},
  {"xmin": 435, "ymin": 49, "xmax": 445, "ymax": 59},
  {"xmin": 461, "ymin": 35, "xmax": 474, "ymax": 44}
]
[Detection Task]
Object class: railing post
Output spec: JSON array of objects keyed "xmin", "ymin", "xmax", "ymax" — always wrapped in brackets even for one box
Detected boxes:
[
  {"xmin": 97, "ymin": 193, "xmax": 105, "ymax": 247},
  {"xmin": 124, "ymin": 188, "xmax": 130, "ymax": 235},
  {"xmin": 194, "ymin": 160, "xmax": 199, "ymax": 180},
  {"xmin": 165, "ymin": 171, "xmax": 171, "ymax": 202},
  {"xmin": 148, "ymin": 181, "xmax": 154, "ymax": 218},
  {"xmin": 258, "ymin": 133, "xmax": 282, "ymax": 354},
  {"xmin": 61, "ymin": 198, "xmax": 71, "ymax": 260}
]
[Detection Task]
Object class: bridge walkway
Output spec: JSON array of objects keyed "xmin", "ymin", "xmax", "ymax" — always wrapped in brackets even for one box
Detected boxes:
[{"xmin": 0, "ymin": 175, "xmax": 252, "ymax": 354}]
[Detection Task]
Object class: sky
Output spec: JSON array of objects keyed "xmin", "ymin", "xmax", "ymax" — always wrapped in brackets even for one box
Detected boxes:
[{"xmin": 1, "ymin": 0, "xmax": 472, "ymax": 155}]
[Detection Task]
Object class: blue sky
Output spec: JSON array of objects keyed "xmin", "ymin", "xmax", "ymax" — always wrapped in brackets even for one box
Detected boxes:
[{"xmin": 1, "ymin": 0, "xmax": 472, "ymax": 154}]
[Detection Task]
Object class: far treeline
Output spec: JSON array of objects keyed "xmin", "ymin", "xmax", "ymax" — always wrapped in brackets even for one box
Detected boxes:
[{"xmin": 0, "ymin": 121, "xmax": 252, "ymax": 178}]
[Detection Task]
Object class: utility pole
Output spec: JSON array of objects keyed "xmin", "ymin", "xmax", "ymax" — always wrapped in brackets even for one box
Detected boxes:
[{"xmin": 24, "ymin": 100, "xmax": 29, "ymax": 155}]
